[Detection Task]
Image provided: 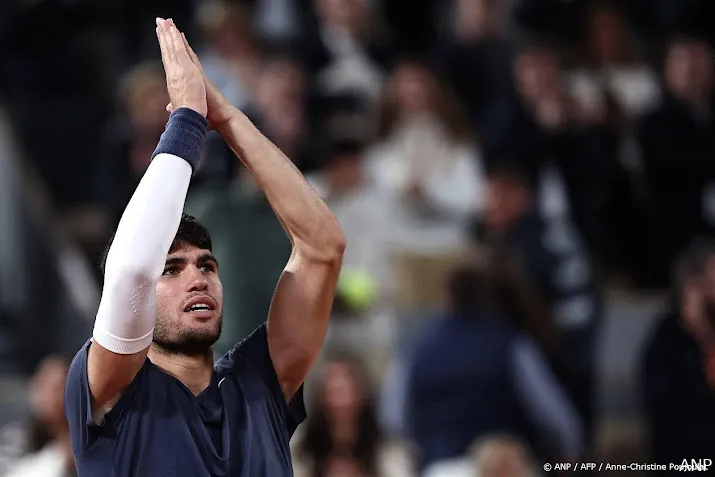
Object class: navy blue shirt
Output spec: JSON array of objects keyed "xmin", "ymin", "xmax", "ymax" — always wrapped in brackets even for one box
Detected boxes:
[
  {"xmin": 64, "ymin": 324, "xmax": 306, "ymax": 476},
  {"xmin": 406, "ymin": 313, "xmax": 529, "ymax": 470}
]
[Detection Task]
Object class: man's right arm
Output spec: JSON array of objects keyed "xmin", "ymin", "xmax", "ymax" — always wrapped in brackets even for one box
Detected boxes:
[
  {"xmin": 82, "ymin": 18, "xmax": 208, "ymax": 415},
  {"xmin": 87, "ymin": 139, "xmax": 199, "ymax": 409}
]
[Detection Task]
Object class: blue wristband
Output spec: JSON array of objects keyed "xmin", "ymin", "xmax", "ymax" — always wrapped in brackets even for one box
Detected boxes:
[{"xmin": 151, "ymin": 108, "xmax": 209, "ymax": 172}]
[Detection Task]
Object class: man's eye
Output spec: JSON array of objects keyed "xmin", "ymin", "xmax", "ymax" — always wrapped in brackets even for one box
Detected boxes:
[
  {"xmin": 199, "ymin": 264, "xmax": 216, "ymax": 273},
  {"xmin": 162, "ymin": 267, "xmax": 179, "ymax": 276}
]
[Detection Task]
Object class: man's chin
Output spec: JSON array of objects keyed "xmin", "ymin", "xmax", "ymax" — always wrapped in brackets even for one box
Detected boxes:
[
  {"xmin": 153, "ymin": 323, "xmax": 222, "ymax": 356},
  {"xmin": 153, "ymin": 333, "xmax": 220, "ymax": 356}
]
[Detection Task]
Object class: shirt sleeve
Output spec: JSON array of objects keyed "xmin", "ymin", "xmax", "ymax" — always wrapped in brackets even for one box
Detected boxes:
[
  {"xmin": 64, "ymin": 340, "xmax": 100, "ymax": 453},
  {"xmin": 64, "ymin": 340, "xmax": 148, "ymax": 452},
  {"xmin": 216, "ymin": 323, "xmax": 306, "ymax": 436}
]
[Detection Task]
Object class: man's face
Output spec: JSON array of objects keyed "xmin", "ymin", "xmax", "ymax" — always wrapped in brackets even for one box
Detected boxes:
[
  {"xmin": 153, "ymin": 244, "xmax": 224, "ymax": 355},
  {"xmin": 665, "ymin": 41, "xmax": 714, "ymax": 102},
  {"xmin": 514, "ymin": 50, "xmax": 561, "ymax": 105}
]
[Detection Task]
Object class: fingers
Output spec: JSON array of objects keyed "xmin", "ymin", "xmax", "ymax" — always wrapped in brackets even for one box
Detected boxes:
[
  {"xmin": 166, "ymin": 103, "xmax": 173, "ymax": 113},
  {"xmin": 168, "ymin": 23, "xmax": 190, "ymax": 61},
  {"xmin": 156, "ymin": 18, "xmax": 189, "ymax": 66},
  {"xmin": 156, "ymin": 18, "xmax": 172, "ymax": 67},
  {"xmin": 182, "ymin": 32, "xmax": 201, "ymax": 68}
]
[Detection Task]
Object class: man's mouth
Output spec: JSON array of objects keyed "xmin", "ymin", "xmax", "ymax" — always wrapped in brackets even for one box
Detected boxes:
[{"xmin": 183, "ymin": 296, "xmax": 216, "ymax": 313}]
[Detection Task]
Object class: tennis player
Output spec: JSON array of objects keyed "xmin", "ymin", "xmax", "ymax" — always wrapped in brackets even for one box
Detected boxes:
[{"xmin": 64, "ymin": 18, "xmax": 345, "ymax": 476}]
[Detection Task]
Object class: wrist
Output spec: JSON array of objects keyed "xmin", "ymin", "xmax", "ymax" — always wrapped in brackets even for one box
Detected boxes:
[
  {"xmin": 151, "ymin": 108, "xmax": 209, "ymax": 172},
  {"xmin": 215, "ymin": 106, "xmax": 242, "ymax": 130},
  {"xmin": 177, "ymin": 104, "xmax": 207, "ymax": 118}
]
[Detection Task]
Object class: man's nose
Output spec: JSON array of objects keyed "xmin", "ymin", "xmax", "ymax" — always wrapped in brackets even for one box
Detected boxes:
[{"xmin": 185, "ymin": 266, "xmax": 209, "ymax": 292}]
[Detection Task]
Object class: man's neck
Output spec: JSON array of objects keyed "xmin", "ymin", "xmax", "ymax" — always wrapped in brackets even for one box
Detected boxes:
[{"xmin": 148, "ymin": 345, "xmax": 214, "ymax": 396}]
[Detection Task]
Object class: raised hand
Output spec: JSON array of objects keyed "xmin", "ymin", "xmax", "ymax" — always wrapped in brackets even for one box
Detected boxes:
[
  {"xmin": 163, "ymin": 20, "xmax": 236, "ymax": 130},
  {"xmin": 156, "ymin": 18, "xmax": 207, "ymax": 118}
]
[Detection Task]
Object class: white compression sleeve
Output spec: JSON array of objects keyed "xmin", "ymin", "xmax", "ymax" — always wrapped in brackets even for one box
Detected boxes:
[{"xmin": 92, "ymin": 153, "xmax": 192, "ymax": 354}]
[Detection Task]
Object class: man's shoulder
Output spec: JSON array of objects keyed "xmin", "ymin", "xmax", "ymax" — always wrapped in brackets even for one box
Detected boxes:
[{"xmin": 214, "ymin": 324, "xmax": 269, "ymax": 372}]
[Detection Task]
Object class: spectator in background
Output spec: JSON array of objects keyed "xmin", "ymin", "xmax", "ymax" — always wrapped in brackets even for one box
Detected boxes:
[
  {"xmin": 367, "ymin": 59, "xmax": 484, "ymax": 253},
  {"xmin": 196, "ymin": 51, "xmax": 315, "ymax": 183},
  {"xmin": 568, "ymin": 3, "xmax": 660, "ymax": 124},
  {"xmin": 196, "ymin": 0, "xmax": 262, "ymax": 112},
  {"xmin": 194, "ymin": 50, "xmax": 317, "ymax": 184},
  {"xmin": 486, "ymin": 40, "xmax": 625, "ymax": 269},
  {"xmin": 307, "ymin": 138, "xmax": 396, "ymax": 372},
  {"xmin": 636, "ymin": 34, "xmax": 715, "ymax": 288},
  {"xmin": 483, "ymin": 40, "xmax": 572, "ymax": 222},
  {"xmin": 304, "ymin": 0, "xmax": 392, "ymax": 103},
  {"xmin": 94, "ymin": 62, "xmax": 169, "ymax": 229},
  {"xmin": 437, "ymin": 0, "xmax": 514, "ymax": 130},
  {"xmin": 248, "ymin": 53, "xmax": 318, "ymax": 173},
  {"xmin": 472, "ymin": 162, "xmax": 602, "ymax": 445},
  {"xmin": 564, "ymin": 2, "xmax": 652, "ymax": 277},
  {"xmin": 405, "ymin": 258, "xmax": 582, "ymax": 474},
  {"xmin": 293, "ymin": 355, "xmax": 412, "ymax": 477},
  {"xmin": 641, "ymin": 238, "xmax": 715, "ymax": 472},
  {"xmin": 1, "ymin": 356, "xmax": 74, "ymax": 477}
]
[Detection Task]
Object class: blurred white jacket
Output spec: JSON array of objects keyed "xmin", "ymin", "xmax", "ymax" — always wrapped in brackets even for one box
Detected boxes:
[
  {"xmin": 3, "ymin": 443, "xmax": 71, "ymax": 477},
  {"xmin": 366, "ymin": 116, "xmax": 483, "ymax": 253}
]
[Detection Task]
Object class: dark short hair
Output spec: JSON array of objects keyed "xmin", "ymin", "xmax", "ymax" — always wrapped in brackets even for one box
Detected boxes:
[
  {"xmin": 515, "ymin": 34, "xmax": 561, "ymax": 61},
  {"xmin": 446, "ymin": 258, "xmax": 504, "ymax": 316},
  {"xmin": 673, "ymin": 237, "xmax": 715, "ymax": 289},
  {"xmin": 100, "ymin": 213, "xmax": 212, "ymax": 275},
  {"xmin": 667, "ymin": 31, "xmax": 711, "ymax": 51},
  {"xmin": 321, "ymin": 137, "xmax": 366, "ymax": 167}
]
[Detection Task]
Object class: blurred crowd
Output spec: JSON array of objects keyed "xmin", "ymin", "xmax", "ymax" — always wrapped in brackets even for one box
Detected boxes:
[{"xmin": 2, "ymin": 0, "xmax": 715, "ymax": 476}]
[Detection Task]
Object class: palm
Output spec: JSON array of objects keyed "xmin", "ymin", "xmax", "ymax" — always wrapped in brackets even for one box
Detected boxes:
[
  {"xmin": 202, "ymin": 76, "xmax": 234, "ymax": 130},
  {"xmin": 181, "ymin": 33, "xmax": 234, "ymax": 130}
]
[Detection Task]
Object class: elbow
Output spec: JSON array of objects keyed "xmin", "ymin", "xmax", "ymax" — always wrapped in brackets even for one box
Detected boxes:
[
  {"xmin": 318, "ymin": 234, "xmax": 347, "ymax": 266},
  {"xmin": 102, "ymin": 243, "xmax": 162, "ymax": 286},
  {"xmin": 297, "ymin": 224, "xmax": 346, "ymax": 265},
  {"xmin": 325, "ymin": 222, "xmax": 347, "ymax": 263},
  {"xmin": 330, "ymin": 229, "xmax": 347, "ymax": 260}
]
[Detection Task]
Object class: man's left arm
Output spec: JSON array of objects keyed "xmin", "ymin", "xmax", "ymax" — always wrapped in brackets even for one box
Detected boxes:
[
  {"xmin": 218, "ymin": 112, "xmax": 345, "ymax": 400},
  {"xmin": 168, "ymin": 32, "xmax": 345, "ymax": 400}
]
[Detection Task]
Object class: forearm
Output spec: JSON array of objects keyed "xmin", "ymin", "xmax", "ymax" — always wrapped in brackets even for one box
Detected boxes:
[
  {"xmin": 94, "ymin": 109, "xmax": 207, "ymax": 353},
  {"xmin": 217, "ymin": 111, "xmax": 345, "ymax": 259}
]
